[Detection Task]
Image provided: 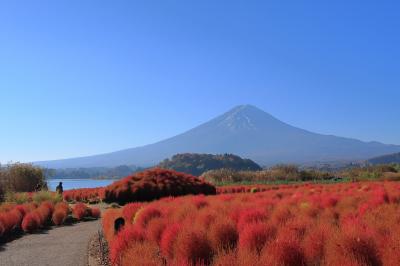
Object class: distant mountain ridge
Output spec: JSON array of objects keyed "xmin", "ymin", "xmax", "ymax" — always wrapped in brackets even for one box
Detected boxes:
[
  {"xmin": 368, "ymin": 152, "xmax": 400, "ymax": 165},
  {"xmin": 35, "ymin": 105, "xmax": 400, "ymax": 168}
]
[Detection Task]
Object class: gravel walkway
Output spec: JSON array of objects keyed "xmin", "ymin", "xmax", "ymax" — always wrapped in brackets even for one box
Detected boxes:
[{"xmin": 0, "ymin": 219, "xmax": 100, "ymax": 266}]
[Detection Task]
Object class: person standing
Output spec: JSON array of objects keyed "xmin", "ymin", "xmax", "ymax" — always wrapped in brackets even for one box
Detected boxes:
[{"xmin": 56, "ymin": 181, "xmax": 63, "ymax": 195}]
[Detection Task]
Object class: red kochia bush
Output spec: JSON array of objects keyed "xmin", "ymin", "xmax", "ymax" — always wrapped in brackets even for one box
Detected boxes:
[
  {"xmin": 0, "ymin": 203, "xmax": 39, "ymax": 236},
  {"xmin": 36, "ymin": 202, "xmax": 54, "ymax": 224},
  {"xmin": 9, "ymin": 209, "xmax": 23, "ymax": 228},
  {"xmin": 327, "ymin": 228, "xmax": 382, "ymax": 266},
  {"xmin": 134, "ymin": 207, "xmax": 162, "ymax": 228},
  {"xmin": 110, "ymin": 225, "xmax": 144, "ymax": 265},
  {"xmin": 21, "ymin": 212, "xmax": 40, "ymax": 232},
  {"xmin": 119, "ymin": 241, "xmax": 163, "ymax": 266},
  {"xmin": 239, "ymin": 223, "xmax": 276, "ymax": 253},
  {"xmin": 209, "ymin": 220, "xmax": 238, "ymax": 250},
  {"xmin": 52, "ymin": 202, "xmax": 69, "ymax": 225},
  {"xmin": 303, "ymin": 225, "xmax": 330, "ymax": 265},
  {"xmin": 237, "ymin": 209, "xmax": 267, "ymax": 231},
  {"xmin": 145, "ymin": 218, "xmax": 166, "ymax": 244},
  {"xmin": 104, "ymin": 168, "xmax": 216, "ymax": 205},
  {"xmin": 192, "ymin": 195, "xmax": 209, "ymax": 209},
  {"xmin": 63, "ymin": 187, "xmax": 105, "ymax": 203},
  {"xmin": 55, "ymin": 202, "xmax": 69, "ymax": 213},
  {"xmin": 102, "ymin": 208, "xmax": 123, "ymax": 243},
  {"xmin": 5, "ymin": 209, "xmax": 23, "ymax": 229},
  {"xmin": 174, "ymin": 229, "xmax": 213, "ymax": 265},
  {"xmin": 122, "ymin": 203, "xmax": 143, "ymax": 223},
  {"xmin": 14, "ymin": 204, "xmax": 30, "ymax": 217},
  {"xmin": 321, "ymin": 195, "xmax": 339, "ymax": 208},
  {"xmin": 160, "ymin": 223, "xmax": 181, "ymax": 259},
  {"xmin": 21, "ymin": 201, "xmax": 54, "ymax": 232},
  {"xmin": 0, "ymin": 212, "xmax": 19, "ymax": 234},
  {"xmin": 89, "ymin": 207, "xmax": 101, "ymax": 219},
  {"xmin": 261, "ymin": 238, "xmax": 306, "ymax": 266},
  {"xmin": 101, "ymin": 181, "xmax": 400, "ymax": 266},
  {"xmin": 72, "ymin": 203, "xmax": 88, "ymax": 220},
  {"xmin": 52, "ymin": 210, "xmax": 67, "ymax": 226}
]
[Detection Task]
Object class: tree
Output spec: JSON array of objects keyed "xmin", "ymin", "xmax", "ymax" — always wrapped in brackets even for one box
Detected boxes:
[{"xmin": 0, "ymin": 163, "xmax": 46, "ymax": 193}]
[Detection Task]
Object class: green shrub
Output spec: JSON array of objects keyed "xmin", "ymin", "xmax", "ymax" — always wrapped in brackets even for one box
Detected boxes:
[
  {"xmin": 2, "ymin": 190, "xmax": 61, "ymax": 204},
  {"xmin": 158, "ymin": 153, "xmax": 262, "ymax": 176},
  {"xmin": 250, "ymin": 187, "xmax": 258, "ymax": 193},
  {"xmin": 4, "ymin": 191, "xmax": 30, "ymax": 204},
  {"xmin": 201, "ymin": 166, "xmax": 333, "ymax": 185},
  {"xmin": 381, "ymin": 172, "xmax": 400, "ymax": 181},
  {"xmin": 0, "ymin": 163, "xmax": 46, "ymax": 192},
  {"xmin": 32, "ymin": 190, "xmax": 62, "ymax": 204},
  {"xmin": 109, "ymin": 203, "xmax": 121, "ymax": 209},
  {"xmin": 340, "ymin": 164, "xmax": 398, "ymax": 181}
]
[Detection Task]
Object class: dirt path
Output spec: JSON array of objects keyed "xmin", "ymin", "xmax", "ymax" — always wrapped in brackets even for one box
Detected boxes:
[{"xmin": 0, "ymin": 219, "xmax": 100, "ymax": 266}]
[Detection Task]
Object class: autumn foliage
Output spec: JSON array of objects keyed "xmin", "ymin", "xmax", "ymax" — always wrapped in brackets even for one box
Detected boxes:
[
  {"xmin": 89, "ymin": 207, "xmax": 101, "ymax": 219},
  {"xmin": 72, "ymin": 202, "xmax": 102, "ymax": 221},
  {"xmin": 63, "ymin": 187, "xmax": 105, "ymax": 203},
  {"xmin": 52, "ymin": 202, "xmax": 69, "ymax": 225},
  {"xmin": 21, "ymin": 201, "xmax": 54, "ymax": 232},
  {"xmin": 102, "ymin": 181, "xmax": 400, "ymax": 266},
  {"xmin": 104, "ymin": 168, "xmax": 216, "ymax": 205},
  {"xmin": 72, "ymin": 203, "xmax": 89, "ymax": 221}
]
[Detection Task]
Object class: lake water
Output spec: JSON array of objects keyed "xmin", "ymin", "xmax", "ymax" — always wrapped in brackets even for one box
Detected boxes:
[{"xmin": 47, "ymin": 178, "xmax": 116, "ymax": 191}]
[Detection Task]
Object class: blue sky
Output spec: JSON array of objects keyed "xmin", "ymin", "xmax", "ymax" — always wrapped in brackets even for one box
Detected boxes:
[{"xmin": 1, "ymin": 1, "xmax": 399, "ymax": 163}]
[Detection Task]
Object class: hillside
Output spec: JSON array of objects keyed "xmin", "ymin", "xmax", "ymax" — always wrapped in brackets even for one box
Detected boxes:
[
  {"xmin": 368, "ymin": 152, "xmax": 400, "ymax": 165},
  {"xmin": 35, "ymin": 105, "xmax": 400, "ymax": 168},
  {"xmin": 157, "ymin": 153, "xmax": 262, "ymax": 176}
]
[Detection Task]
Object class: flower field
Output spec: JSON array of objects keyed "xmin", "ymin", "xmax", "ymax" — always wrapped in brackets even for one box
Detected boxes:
[{"xmin": 102, "ymin": 181, "xmax": 400, "ymax": 266}]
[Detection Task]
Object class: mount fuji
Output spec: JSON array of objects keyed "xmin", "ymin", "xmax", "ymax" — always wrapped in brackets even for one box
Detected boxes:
[{"xmin": 36, "ymin": 105, "xmax": 400, "ymax": 168}]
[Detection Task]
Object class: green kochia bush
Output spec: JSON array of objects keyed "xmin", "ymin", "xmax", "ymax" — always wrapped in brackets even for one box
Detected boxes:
[
  {"xmin": 32, "ymin": 191, "xmax": 62, "ymax": 204},
  {"xmin": 4, "ymin": 190, "xmax": 62, "ymax": 205},
  {"xmin": 104, "ymin": 168, "xmax": 217, "ymax": 205}
]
